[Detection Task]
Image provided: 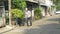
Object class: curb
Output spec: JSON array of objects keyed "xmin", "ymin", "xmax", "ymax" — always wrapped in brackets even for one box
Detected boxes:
[{"xmin": 0, "ymin": 25, "xmax": 17, "ymax": 34}]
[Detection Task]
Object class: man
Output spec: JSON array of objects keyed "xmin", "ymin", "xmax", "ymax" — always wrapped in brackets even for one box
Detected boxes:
[{"xmin": 25, "ymin": 8, "xmax": 32, "ymax": 26}]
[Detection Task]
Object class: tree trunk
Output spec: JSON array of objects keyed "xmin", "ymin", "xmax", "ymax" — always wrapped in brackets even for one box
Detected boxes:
[{"xmin": 8, "ymin": 0, "xmax": 11, "ymax": 25}]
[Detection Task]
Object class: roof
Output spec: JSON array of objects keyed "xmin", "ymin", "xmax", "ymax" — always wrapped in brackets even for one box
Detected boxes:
[{"xmin": 25, "ymin": 0, "xmax": 38, "ymax": 3}]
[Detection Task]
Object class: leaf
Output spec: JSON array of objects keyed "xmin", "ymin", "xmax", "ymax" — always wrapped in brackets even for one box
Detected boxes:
[{"xmin": 11, "ymin": 9, "xmax": 24, "ymax": 19}]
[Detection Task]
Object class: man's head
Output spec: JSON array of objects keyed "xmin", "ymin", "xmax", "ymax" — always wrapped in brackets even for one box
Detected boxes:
[
  {"xmin": 26, "ymin": 8, "xmax": 28, "ymax": 10},
  {"xmin": 26, "ymin": 8, "xmax": 28, "ymax": 12}
]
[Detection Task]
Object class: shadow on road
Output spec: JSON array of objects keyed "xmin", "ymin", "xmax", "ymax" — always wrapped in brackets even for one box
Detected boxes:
[{"xmin": 23, "ymin": 23, "xmax": 60, "ymax": 34}]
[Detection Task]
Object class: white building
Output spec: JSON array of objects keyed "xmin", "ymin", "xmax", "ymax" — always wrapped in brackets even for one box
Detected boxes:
[
  {"xmin": 25, "ymin": 0, "xmax": 54, "ymax": 16},
  {"xmin": 39, "ymin": 0, "xmax": 53, "ymax": 16}
]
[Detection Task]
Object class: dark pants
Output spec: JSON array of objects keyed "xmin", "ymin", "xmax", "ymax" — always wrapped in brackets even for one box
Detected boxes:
[
  {"xmin": 26, "ymin": 17, "xmax": 32, "ymax": 26},
  {"xmin": 15, "ymin": 18, "xmax": 18, "ymax": 25},
  {"xmin": 23, "ymin": 17, "xmax": 32, "ymax": 26}
]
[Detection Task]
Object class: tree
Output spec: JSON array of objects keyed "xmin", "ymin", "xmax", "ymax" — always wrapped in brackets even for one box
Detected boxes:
[
  {"xmin": 8, "ymin": 0, "xmax": 11, "ymax": 25},
  {"xmin": 12, "ymin": 0, "xmax": 26, "ymax": 10},
  {"xmin": 53, "ymin": 0, "xmax": 60, "ymax": 10}
]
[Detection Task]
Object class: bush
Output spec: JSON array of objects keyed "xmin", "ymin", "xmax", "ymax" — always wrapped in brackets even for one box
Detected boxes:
[
  {"xmin": 34, "ymin": 8, "xmax": 42, "ymax": 20},
  {"xmin": 11, "ymin": 9, "xmax": 24, "ymax": 19}
]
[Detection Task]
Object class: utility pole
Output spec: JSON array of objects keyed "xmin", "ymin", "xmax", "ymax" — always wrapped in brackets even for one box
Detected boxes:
[{"xmin": 8, "ymin": 0, "xmax": 11, "ymax": 25}]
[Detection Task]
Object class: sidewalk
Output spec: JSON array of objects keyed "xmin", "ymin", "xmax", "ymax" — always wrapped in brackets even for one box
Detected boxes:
[{"xmin": 0, "ymin": 25, "xmax": 16, "ymax": 34}]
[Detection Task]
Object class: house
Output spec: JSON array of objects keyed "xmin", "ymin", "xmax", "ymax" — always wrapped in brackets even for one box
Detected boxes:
[
  {"xmin": 0, "ymin": 0, "xmax": 7, "ymax": 27},
  {"xmin": 25, "ymin": 0, "xmax": 54, "ymax": 16},
  {"xmin": 0, "ymin": 0, "xmax": 11, "ymax": 27}
]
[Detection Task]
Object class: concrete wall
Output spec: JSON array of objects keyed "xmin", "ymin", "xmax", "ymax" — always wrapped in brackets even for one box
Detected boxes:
[{"xmin": 0, "ymin": 6, "xmax": 5, "ymax": 26}]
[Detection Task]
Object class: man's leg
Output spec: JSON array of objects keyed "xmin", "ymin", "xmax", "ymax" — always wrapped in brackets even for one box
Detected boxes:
[
  {"xmin": 30, "ymin": 17, "xmax": 32, "ymax": 26},
  {"xmin": 26, "ymin": 18, "xmax": 29, "ymax": 26},
  {"xmin": 22, "ymin": 18, "xmax": 25, "ymax": 26}
]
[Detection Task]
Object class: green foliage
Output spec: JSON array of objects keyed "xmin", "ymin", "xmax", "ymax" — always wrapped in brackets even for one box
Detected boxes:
[
  {"xmin": 12, "ymin": 0, "xmax": 26, "ymax": 10},
  {"xmin": 11, "ymin": 9, "xmax": 24, "ymax": 19},
  {"xmin": 53, "ymin": 0, "xmax": 60, "ymax": 10},
  {"xmin": 34, "ymin": 8, "xmax": 42, "ymax": 20},
  {"xmin": 56, "ymin": 5, "xmax": 60, "ymax": 10}
]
